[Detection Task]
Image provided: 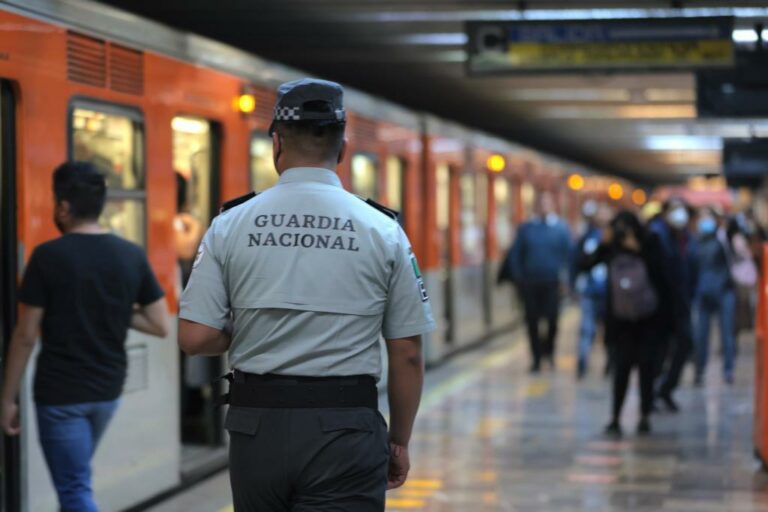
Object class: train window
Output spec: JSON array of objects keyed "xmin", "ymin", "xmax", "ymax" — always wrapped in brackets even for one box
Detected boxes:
[
  {"xmin": 385, "ymin": 156, "xmax": 404, "ymax": 211},
  {"xmin": 460, "ymin": 174, "xmax": 484, "ymax": 263},
  {"xmin": 71, "ymin": 104, "xmax": 145, "ymax": 246},
  {"xmin": 100, "ymin": 198, "xmax": 145, "ymax": 246},
  {"xmin": 521, "ymin": 182, "xmax": 536, "ymax": 219},
  {"xmin": 351, "ymin": 153, "xmax": 377, "ymax": 198},
  {"xmin": 250, "ymin": 134, "xmax": 277, "ymax": 190},
  {"xmin": 435, "ymin": 163, "xmax": 450, "ymax": 231},
  {"xmin": 494, "ymin": 178, "xmax": 513, "ymax": 251}
]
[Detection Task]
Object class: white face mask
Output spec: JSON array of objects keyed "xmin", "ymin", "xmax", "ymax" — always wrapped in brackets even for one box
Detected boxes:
[
  {"xmin": 545, "ymin": 213, "xmax": 558, "ymax": 226},
  {"xmin": 667, "ymin": 207, "xmax": 689, "ymax": 229}
]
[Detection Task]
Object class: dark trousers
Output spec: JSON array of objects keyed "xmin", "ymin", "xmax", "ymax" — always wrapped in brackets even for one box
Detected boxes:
[
  {"xmin": 225, "ymin": 406, "xmax": 389, "ymax": 511},
  {"xmin": 520, "ymin": 281, "xmax": 560, "ymax": 366},
  {"xmin": 611, "ymin": 322, "xmax": 656, "ymax": 421},
  {"xmin": 658, "ymin": 317, "xmax": 693, "ymax": 397}
]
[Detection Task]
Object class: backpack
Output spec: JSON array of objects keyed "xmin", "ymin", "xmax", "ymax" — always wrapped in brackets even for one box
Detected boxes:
[{"xmin": 610, "ymin": 252, "xmax": 659, "ymax": 321}]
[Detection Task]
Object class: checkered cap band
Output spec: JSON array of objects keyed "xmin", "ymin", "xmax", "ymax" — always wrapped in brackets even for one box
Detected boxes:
[{"xmin": 274, "ymin": 106, "xmax": 301, "ymax": 121}]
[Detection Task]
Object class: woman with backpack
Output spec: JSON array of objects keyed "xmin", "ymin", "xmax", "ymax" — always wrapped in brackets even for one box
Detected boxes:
[{"xmin": 580, "ymin": 210, "xmax": 671, "ymax": 436}]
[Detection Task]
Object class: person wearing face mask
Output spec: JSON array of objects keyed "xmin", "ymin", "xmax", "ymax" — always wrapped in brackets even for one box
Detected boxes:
[
  {"xmin": 649, "ymin": 198, "xmax": 699, "ymax": 412},
  {"xmin": 506, "ymin": 191, "xmax": 572, "ymax": 373},
  {"xmin": 579, "ymin": 210, "xmax": 670, "ymax": 436},
  {"xmin": 693, "ymin": 207, "xmax": 736, "ymax": 385}
]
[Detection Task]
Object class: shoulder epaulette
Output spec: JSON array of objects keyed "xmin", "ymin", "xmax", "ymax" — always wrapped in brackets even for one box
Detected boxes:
[
  {"xmin": 220, "ymin": 191, "xmax": 258, "ymax": 213},
  {"xmin": 360, "ymin": 197, "xmax": 399, "ymax": 221}
]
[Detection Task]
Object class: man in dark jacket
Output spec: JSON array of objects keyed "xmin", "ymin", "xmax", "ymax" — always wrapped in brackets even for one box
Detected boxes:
[
  {"xmin": 650, "ymin": 198, "xmax": 698, "ymax": 411},
  {"xmin": 505, "ymin": 191, "xmax": 572, "ymax": 372}
]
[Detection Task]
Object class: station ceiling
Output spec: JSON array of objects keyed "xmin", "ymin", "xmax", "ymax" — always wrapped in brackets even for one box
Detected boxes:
[{"xmin": 96, "ymin": 0, "xmax": 768, "ymax": 184}]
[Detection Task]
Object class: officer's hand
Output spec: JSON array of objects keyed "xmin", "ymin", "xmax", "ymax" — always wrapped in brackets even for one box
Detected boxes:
[
  {"xmin": 387, "ymin": 442, "xmax": 410, "ymax": 490},
  {"xmin": 2, "ymin": 401, "xmax": 20, "ymax": 436}
]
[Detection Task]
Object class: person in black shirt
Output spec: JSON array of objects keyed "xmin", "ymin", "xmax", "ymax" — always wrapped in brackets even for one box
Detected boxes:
[
  {"xmin": 1, "ymin": 161, "xmax": 169, "ymax": 512},
  {"xmin": 580, "ymin": 210, "xmax": 671, "ymax": 436}
]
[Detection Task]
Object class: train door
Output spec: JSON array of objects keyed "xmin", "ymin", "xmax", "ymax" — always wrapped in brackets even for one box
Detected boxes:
[
  {"xmin": 250, "ymin": 132, "xmax": 276, "ymax": 191},
  {"xmin": 171, "ymin": 115, "xmax": 224, "ymax": 473},
  {"xmin": 0, "ymin": 81, "xmax": 18, "ymax": 512},
  {"xmin": 436, "ymin": 163, "xmax": 453, "ymax": 344},
  {"xmin": 385, "ymin": 156, "xmax": 406, "ymax": 224},
  {"xmin": 351, "ymin": 153, "xmax": 378, "ymax": 199}
]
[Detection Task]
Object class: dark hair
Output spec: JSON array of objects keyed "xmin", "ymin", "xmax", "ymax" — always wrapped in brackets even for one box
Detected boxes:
[
  {"xmin": 274, "ymin": 101, "xmax": 345, "ymax": 161},
  {"xmin": 611, "ymin": 210, "xmax": 646, "ymax": 246},
  {"xmin": 53, "ymin": 161, "xmax": 107, "ymax": 220}
]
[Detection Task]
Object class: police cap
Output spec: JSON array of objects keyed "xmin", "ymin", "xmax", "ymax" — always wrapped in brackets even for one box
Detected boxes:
[{"xmin": 268, "ymin": 78, "xmax": 346, "ymax": 136}]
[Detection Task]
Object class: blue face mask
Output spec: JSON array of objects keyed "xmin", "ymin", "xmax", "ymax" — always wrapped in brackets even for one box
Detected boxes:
[{"xmin": 698, "ymin": 217, "xmax": 717, "ymax": 235}]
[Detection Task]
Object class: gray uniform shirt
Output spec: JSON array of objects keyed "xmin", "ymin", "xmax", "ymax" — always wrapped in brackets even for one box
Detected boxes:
[{"xmin": 179, "ymin": 167, "xmax": 436, "ymax": 379}]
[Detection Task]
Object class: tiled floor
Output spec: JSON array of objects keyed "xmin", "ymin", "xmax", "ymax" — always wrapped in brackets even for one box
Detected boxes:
[{"xmin": 147, "ymin": 310, "xmax": 768, "ymax": 512}]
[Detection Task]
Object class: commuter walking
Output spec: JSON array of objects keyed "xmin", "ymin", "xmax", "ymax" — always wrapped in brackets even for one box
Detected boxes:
[
  {"xmin": 651, "ymin": 198, "xmax": 698, "ymax": 412},
  {"xmin": 178, "ymin": 79, "xmax": 434, "ymax": 511},
  {"xmin": 1, "ymin": 162, "xmax": 169, "ymax": 512},
  {"xmin": 580, "ymin": 211, "xmax": 670, "ymax": 436},
  {"xmin": 693, "ymin": 207, "xmax": 737, "ymax": 385},
  {"xmin": 572, "ymin": 200, "xmax": 611, "ymax": 379},
  {"xmin": 504, "ymin": 191, "xmax": 572, "ymax": 373},
  {"xmin": 727, "ymin": 220, "xmax": 758, "ymax": 342}
]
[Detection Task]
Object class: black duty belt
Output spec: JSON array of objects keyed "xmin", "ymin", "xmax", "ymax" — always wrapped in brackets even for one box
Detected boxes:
[{"xmin": 224, "ymin": 371, "xmax": 378, "ymax": 409}]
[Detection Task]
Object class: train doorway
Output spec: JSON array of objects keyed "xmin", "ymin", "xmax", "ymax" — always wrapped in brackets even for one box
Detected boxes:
[
  {"xmin": 171, "ymin": 116, "xmax": 225, "ymax": 475},
  {"xmin": 436, "ymin": 163, "xmax": 453, "ymax": 344},
  {"xmin": 0, "ymin": 81, "xmax": 19, "ymax": 512}
]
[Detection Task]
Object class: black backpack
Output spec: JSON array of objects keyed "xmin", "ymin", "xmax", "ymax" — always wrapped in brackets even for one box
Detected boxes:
[{"xmin": 610, "ymin": 252, "xmax": 659, "ymax": 321}]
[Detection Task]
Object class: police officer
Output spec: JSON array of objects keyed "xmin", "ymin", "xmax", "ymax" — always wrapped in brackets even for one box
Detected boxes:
[{"xmin": 178, "ymin": 78, "xmax": 435, "ymax": 511}]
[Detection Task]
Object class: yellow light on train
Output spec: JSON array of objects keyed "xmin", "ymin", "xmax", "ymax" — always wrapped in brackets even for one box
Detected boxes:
[
  {"xmin": 632, "ymin": 189, "xmax": 647, "ymax": 206},
  {"xmin": 487, "ymin": 154, "xmax": 506, "ymax": 172},
  {"xmin": 236, "ymin": 94, "xmax": 256, "ymax": 113},
  {"xmin": 567, "ymin": 174, "xmax": 585, "ymax": 191},
  {"xmin": 608, "ymin": 183, "xmax": 624, "ymax": 200}
]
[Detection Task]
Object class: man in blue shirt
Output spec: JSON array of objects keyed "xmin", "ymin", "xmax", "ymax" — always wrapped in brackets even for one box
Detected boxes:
[{"xmin": 505, "ymin": 191, "xmax": 572, "ymax": 373}]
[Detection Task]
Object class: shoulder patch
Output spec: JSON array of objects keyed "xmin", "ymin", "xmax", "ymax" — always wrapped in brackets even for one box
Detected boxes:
[
  {"xmin": 220, "ymin": 191, "xmax": 259, "ymax": 213},
  {"xmin": 360, "ymin": 197, "xmax": 399, "ymax": 221}
]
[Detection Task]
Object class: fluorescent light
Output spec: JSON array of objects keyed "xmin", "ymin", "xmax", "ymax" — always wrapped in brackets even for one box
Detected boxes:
[
  {"xmin": 505, "ymin": 88, "xmax": 631, "ymax": 102},
  {"xmin": 643, "ymin": 89, "xmax": 695, "ymax": 102},
  {"xmin": 642, "ymin": 135, "xmax": 723, "ymax": 151},
  {"xmin": 349, "ymin": 8, "xmax": 768, "ymax": 23},
  {"xmin": 537, "ymin": 104, "xmax": 695, "ymax": 119},
  {"xmin": 398, "ymin": 33, "xmax": 468, "ymax": 45},
  {"xmin": 733, "ymin": 29, "xmax": 759, "ymax": 43}
]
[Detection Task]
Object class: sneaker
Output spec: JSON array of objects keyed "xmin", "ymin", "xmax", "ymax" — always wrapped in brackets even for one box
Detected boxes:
[
  {"xmin": 604, "ymin": 420, "xmax": 622, "ymax": 438},
  {"xmin": 529, "ymin": 362, "xmax": 541, "ymax": 374},
  {"xmin": 658, "ymin": 393, "xmax": 679, "ymax": 413},
  {"xmin": 724, "ymin": 374, "xmax": 735, "ymax": 385},
  {"xmin": 637, "ymin": 417, "xmax": 651, "ymax": 435}
]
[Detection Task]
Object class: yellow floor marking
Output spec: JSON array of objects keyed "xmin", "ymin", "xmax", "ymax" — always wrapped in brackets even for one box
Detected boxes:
[
  {"xmin": 396, "ymin": 488, "xmax": 436, "ymax": 498},
  {"xmin": 479, "ymin": 469, "xmax": 498, "ymax": 482},
  {"xmin": 526, "ymin": 379, "xmax": 550, "ymax": 397},
  {"xmin": 218, "ymin": 506, "xmax": 234, "ymax": 512},
  {"xmin": 482, "ymin": 492, "xmax": 499, "ymax": 505},
  {"xmin": 386, "ymin": 498, "xmax": 427, "ymax": 508},
  {"xmin": 474, "ymin": 417, "xmax": 507, "ymax": 438},
  {"xmin": 403, "ymin": 479, "xmax": 443, "ymax": 490}
]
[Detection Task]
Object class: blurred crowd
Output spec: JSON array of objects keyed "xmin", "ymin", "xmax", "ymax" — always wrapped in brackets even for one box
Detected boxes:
[{"xmin": 500, "ymin": 192, "xmax": 764, "ymax": 436}]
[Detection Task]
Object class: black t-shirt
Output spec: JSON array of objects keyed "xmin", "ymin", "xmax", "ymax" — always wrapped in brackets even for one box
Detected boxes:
[{"xmin": 18, "ymin": 233, "xmax": 164, "ymax": 405}]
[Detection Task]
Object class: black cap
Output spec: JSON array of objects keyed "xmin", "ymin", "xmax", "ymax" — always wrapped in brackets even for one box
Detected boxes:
[{"xmin": 268, "ymin": 78, "xmax": 346, "ymax": 136}]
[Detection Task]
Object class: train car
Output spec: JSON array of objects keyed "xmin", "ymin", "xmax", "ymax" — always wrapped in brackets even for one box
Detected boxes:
[{"xmin": 0, "ymin": 0, "xmax": 593, "ymax": 510}]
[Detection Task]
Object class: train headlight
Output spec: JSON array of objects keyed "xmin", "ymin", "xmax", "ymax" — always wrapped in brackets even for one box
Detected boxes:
[
  {"xmin": 487, "ymin": 154, "xmax": 506, "ymax": 172},
  {"xmin": 567, "ymin": 174, "xmax": 585, "ymax": 191},
  {"xmin": 236, "ymin": 94, "xmax": 256, "ymax": 114}
]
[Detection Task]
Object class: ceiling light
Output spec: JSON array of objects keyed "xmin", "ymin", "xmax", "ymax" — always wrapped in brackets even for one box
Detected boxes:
[
  {"xmin": 642, "ymin": 135, "xmax": 723, "ymax": 151},
  {"xmin": 505, "ymin": 88, "xmax": 631, "ymax": 102},
  {"xmin": 398, "ymin": 33, "xmax": 468, "ymax": 45},
  {"xmin": 537, "ymin": 104, "xmax": 695, "ymax": 119},
  {"xmin": 643, "ymin": 89, "xmax": 695, "ymax": 102}
]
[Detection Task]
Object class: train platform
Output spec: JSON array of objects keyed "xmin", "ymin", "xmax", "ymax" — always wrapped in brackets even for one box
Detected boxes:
[{"xmin": 146, "ymin": 310, "xmax": 768, "ymax": 512}]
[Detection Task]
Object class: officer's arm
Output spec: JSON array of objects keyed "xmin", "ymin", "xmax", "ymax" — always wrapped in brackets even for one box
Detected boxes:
[
  {"xmin": 178, "ymin": 319, "xmax": 231, "ymax": 356},
  {"xmin": 386, "ymin": 335, "xmax": 423, "ymax": 447}
]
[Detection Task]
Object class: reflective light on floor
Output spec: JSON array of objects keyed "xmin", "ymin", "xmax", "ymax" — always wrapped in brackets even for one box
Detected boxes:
[
  {"xmin": 567, "ymin": 472, "xmax": 620, "ymax": 484},
  {"xmin": 575, "ymin": 454, "xmax": 624, "ymax": 466}
]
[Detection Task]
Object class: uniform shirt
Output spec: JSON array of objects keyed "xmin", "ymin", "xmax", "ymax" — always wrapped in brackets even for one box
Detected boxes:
[{"xmin": 180, "ymin": 167, "xmax": 435, "ymax": 379}]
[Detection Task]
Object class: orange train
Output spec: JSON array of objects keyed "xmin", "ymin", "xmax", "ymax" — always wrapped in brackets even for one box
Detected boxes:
[{"xmin": 0, "ymin": 0, "xmax": 606, "ymax": 510}]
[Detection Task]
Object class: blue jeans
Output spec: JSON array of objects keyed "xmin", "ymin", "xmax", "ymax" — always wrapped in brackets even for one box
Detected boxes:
[
  {"xmin": 694, "ymin": 289, "xmax": 736, "ymax": 379},
  {"xmin": 36, "ymin": 400, "xmax": 119, "ymax": 512},
  {"xmin": 578, "ymin": 295, "xmax": 604, "ymax": 364}
]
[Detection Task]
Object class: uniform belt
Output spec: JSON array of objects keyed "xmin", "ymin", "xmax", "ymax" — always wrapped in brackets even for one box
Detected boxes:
[{"xmin": 226, "ymin": 371, "xmax": 378, "ymax": 409}]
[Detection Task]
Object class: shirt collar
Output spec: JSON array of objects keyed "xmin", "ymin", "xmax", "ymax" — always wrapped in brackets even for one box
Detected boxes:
[{"xmin": 277, "ymin": 167, "xmax": 342, "ymax": 188}]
